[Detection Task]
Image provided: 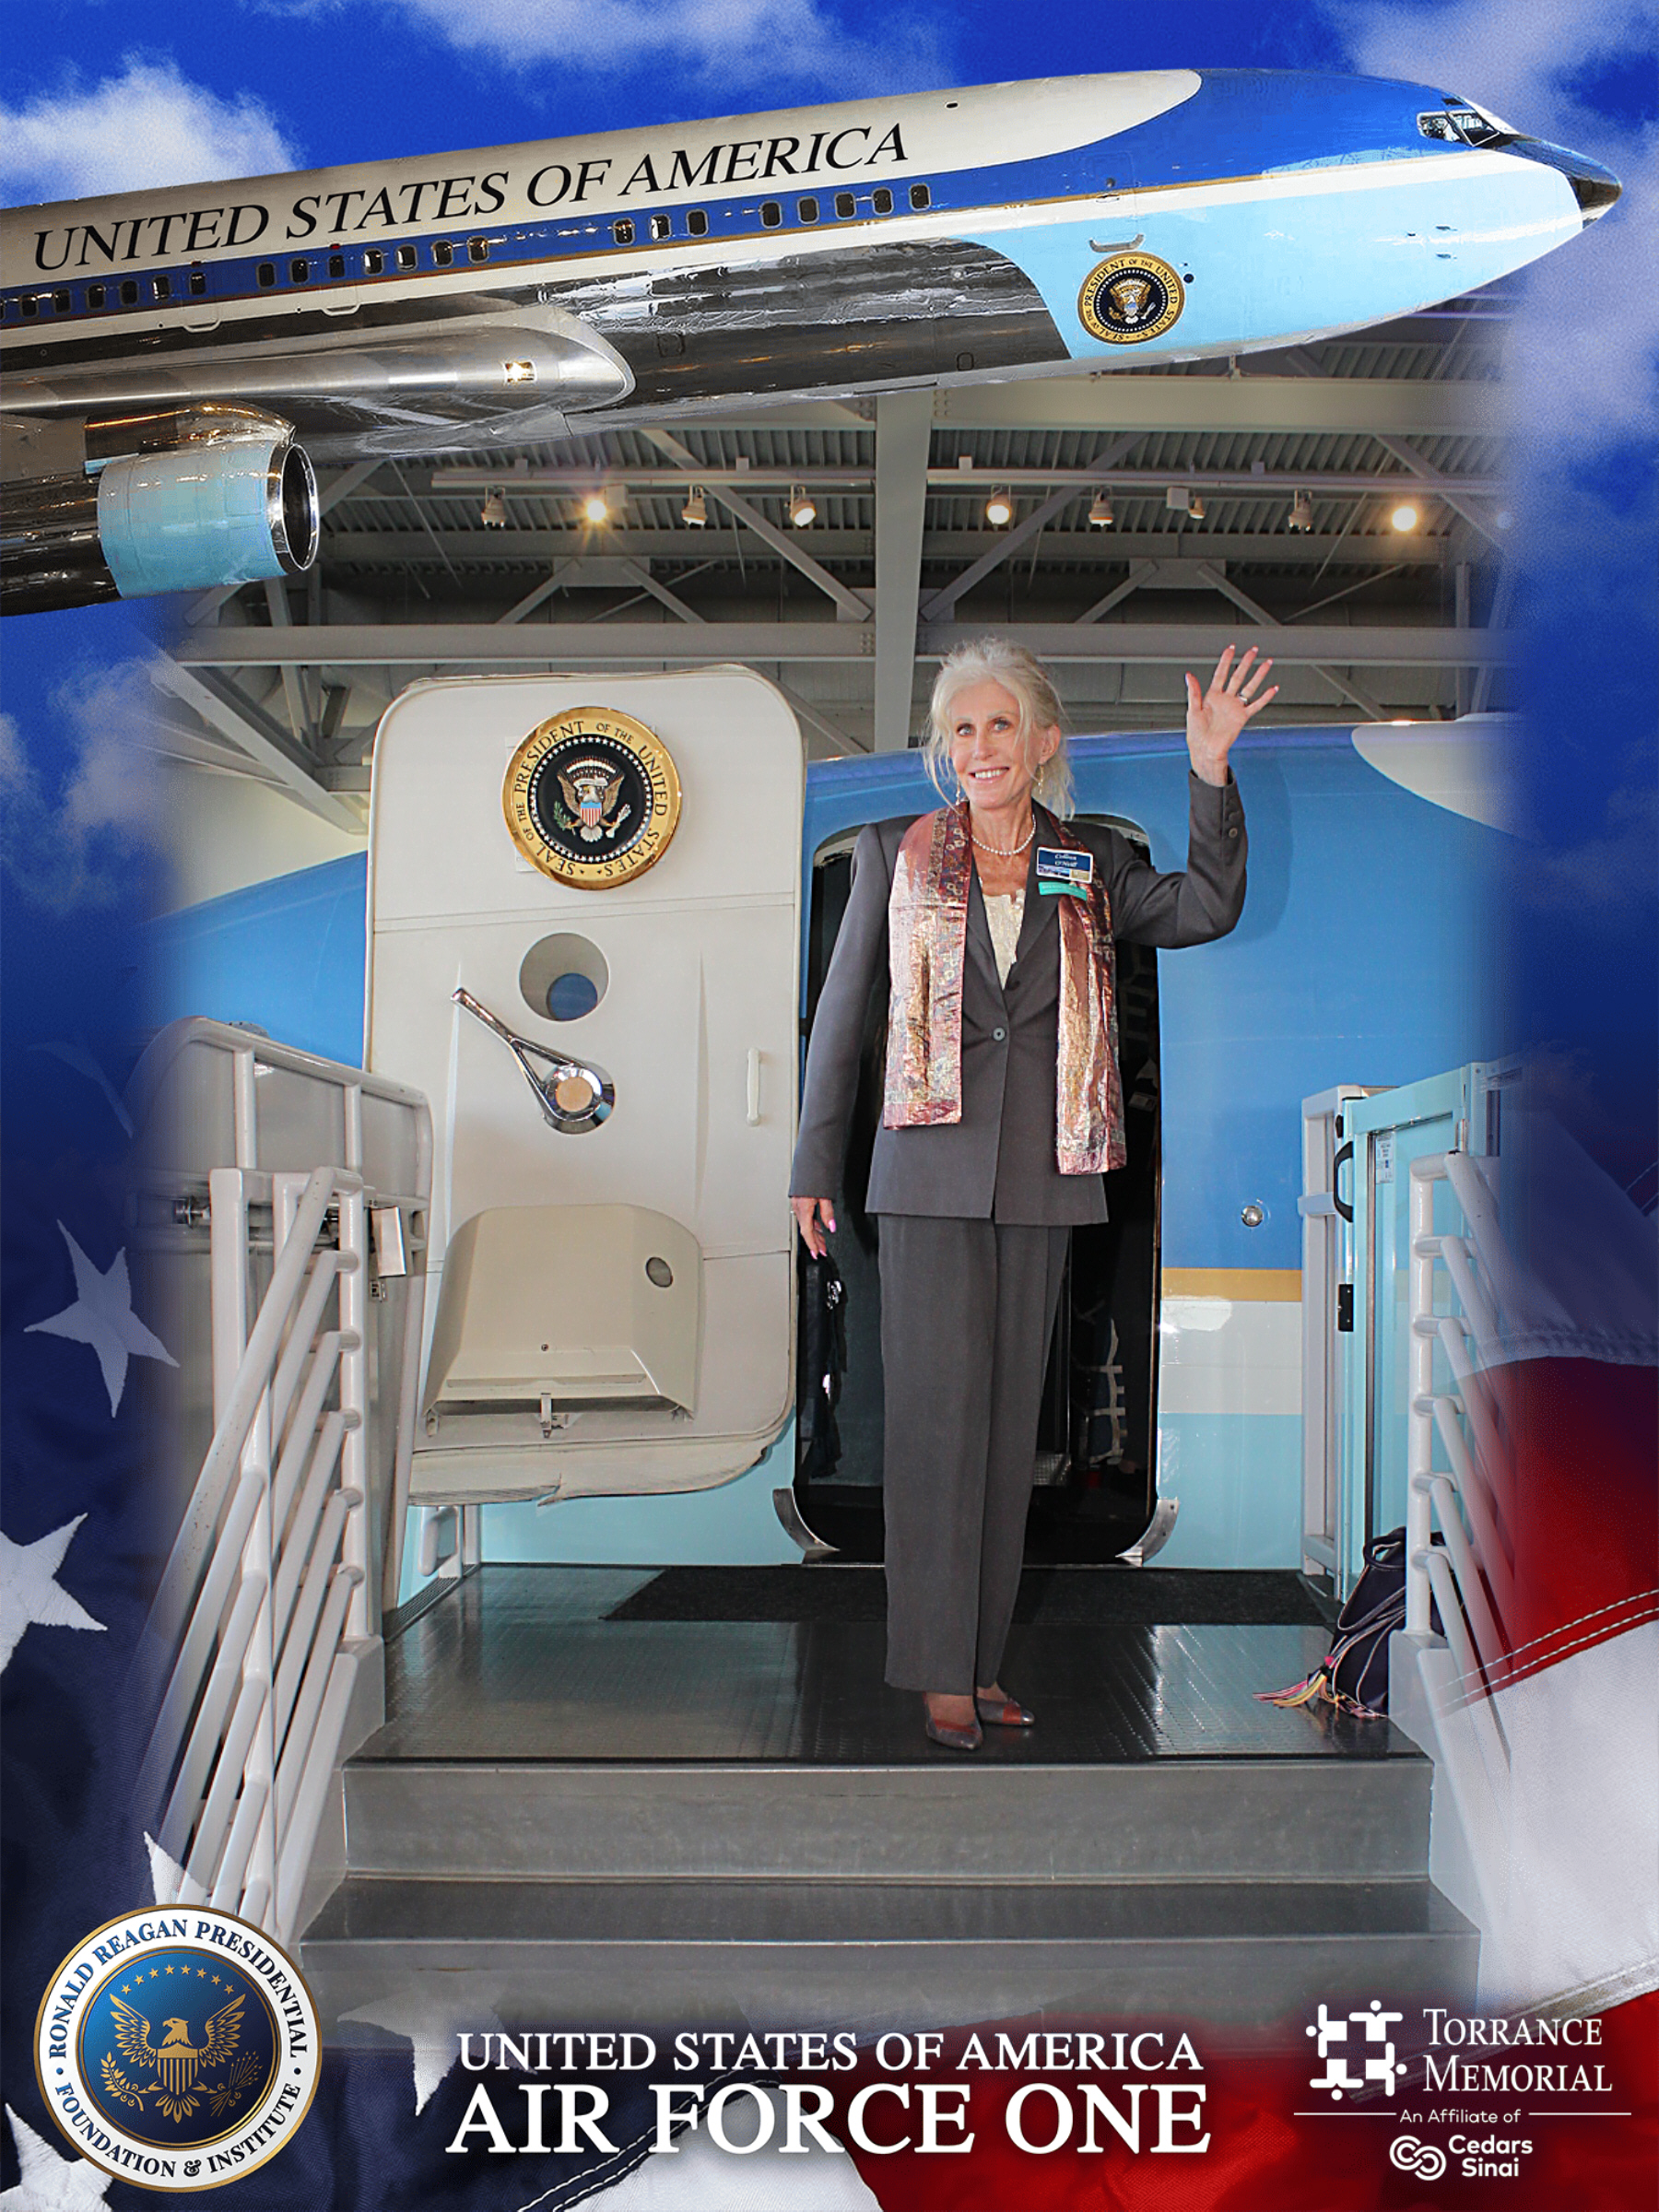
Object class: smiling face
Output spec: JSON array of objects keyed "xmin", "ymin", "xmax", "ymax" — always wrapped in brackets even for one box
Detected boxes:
[{"xmin": 945, "ymin": 677, "xmax": 1060, "ymax": 823}]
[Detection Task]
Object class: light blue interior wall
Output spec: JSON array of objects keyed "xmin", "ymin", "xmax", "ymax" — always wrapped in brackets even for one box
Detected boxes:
[{"xmin": 1151, "ymin": 1414, "xmax": 1303, "ymax": 1569}]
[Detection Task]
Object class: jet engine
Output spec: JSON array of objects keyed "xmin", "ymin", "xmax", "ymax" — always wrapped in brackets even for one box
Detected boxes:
[{"xmin": 0, "ymin": 406, "xmax": 319, "ymax": 614}]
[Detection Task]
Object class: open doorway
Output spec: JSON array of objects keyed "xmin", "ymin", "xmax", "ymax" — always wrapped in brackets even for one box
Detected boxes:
[{"xmin": 793, "ymin": 821, "xmax": 1162, "ymax": 1563}]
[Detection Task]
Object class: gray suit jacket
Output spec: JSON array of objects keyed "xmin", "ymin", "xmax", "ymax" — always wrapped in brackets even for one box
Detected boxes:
[{"xmin": 790, "ymin": 772, "xmax": 1246, "ymax": 1225}]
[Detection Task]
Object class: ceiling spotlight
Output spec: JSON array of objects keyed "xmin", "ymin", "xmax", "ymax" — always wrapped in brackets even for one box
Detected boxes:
[
  {"xmin": 1390, "ymin": 500, "xmax": 1420, "ymax": 533},
  {"xmin": 788, "ymin": 483, "xmax": 817, "ymax": 528},
  {"xmin": 682, "ymin": 485, "xmax": 708, "ymax": 527},
  {"xmin": 582, "ymin": 490, "xmax": 611, "ymax": 526},
  {"xmin": 480, "ymin": 487, "xmax": 507, "ymax": 529},
  {"xmin": 984, "ymin": 488, "xmax": 1014, "ymax": 527},
  {"xmin": 1188, "ymin": 494, "xmax": 1206, "ymax": 521},
  {"xmin": 1288, "ymin": 490, "xmax": 1313, "ymax": 534},
  {"xmin": 1088, "ymin": 491, "xmax": 1114, "ymax": 529}
]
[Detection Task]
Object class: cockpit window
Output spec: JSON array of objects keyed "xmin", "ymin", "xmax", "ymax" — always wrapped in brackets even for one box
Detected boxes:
[{"xmin": 1418, "ymin": 103, "xmax": 1512, "ymax": 148}]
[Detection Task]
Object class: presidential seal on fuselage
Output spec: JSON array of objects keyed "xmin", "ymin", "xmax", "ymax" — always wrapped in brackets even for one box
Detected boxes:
[
  {"xmin": 504, "ymin": 707, "xmax": 682, "ymax": 888},
  {"xmin": 1077, "ymin": 252, "xmax": 1186, "ymax": 345}
]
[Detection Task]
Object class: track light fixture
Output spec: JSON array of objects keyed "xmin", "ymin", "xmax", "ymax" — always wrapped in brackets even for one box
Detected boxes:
[
  {"xmin": 682, "ymin": 486, "xmax": 708, "ymax": 527},
  {"xmin": 984, "ymin": 488, "xmax": 1014, "ymax": 527},
  {"xmin": 480, "ymin": 487, "xmax": 507, "ymax": 528},
  {"xmin": 1288, "ymin": 490, "xmax": 1313, "ymax": 533},
  {"xmin": 1390, "ymin": 500, "xmax": 1420, "ymax": 533},
  {"xmin": 1088, "ymin": 491, "xmax": 1114, "ymax": 528},
  {"xmin": 788, "ymin": 483, "xmax": 817, "ymax": 528},
  {"xmin": 1188, "ymin": 495, "xmax": 1206, "ymax": 521}
]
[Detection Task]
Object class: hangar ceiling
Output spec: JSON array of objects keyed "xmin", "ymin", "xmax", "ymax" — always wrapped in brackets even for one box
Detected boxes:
[{"xmin": 153, "ymin": 286, "xmax": 1517, "ymax": 827}]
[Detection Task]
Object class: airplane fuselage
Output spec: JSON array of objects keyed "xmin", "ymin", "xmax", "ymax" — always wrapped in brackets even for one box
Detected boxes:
[{"xmin": 0, "ymin": 70, "xmax": 1619, "ymax": 606}]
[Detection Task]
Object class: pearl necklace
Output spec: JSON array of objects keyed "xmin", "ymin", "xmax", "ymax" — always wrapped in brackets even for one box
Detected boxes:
[{"xmin": 971, "ymin": 819, "xmax": 1035, "ymax": 858}]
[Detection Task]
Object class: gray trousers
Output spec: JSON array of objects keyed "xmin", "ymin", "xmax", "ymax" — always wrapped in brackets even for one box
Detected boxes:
[{"xmin": 877, "ymin": 1217, "xmax": 1070, "ymax": 1692}]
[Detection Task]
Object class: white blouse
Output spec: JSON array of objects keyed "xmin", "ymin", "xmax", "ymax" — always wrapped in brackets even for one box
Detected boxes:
[{"xmin": 984, "ymin": 890, "xmax": 1025, "ymax": 987}]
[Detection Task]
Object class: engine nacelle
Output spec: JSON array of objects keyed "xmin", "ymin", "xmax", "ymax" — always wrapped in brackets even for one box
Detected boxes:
[{"xmin": 1, "ymin": 409, "xmax": 318, "ymax": 613}]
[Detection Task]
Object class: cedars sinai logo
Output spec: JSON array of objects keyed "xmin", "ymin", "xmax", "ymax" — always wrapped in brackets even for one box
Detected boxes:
[{"xmin": 34, "ymin": 1907, "xmax": 320, "ymax": 2192}]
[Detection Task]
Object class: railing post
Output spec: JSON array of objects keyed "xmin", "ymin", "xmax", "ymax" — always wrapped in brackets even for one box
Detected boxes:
[
  {"xmin": 336, "ymin": 1178, "xmax": 371, "ymax": 1642},
  {"xmin": 1406, "ymin": 1155, "xmax": 1439, "ymax": 1637}
]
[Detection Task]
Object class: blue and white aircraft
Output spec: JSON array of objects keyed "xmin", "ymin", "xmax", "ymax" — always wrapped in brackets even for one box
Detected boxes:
[{"xmin": 0, "ymin": 69, "xmax": 1620, "ymax": 610}]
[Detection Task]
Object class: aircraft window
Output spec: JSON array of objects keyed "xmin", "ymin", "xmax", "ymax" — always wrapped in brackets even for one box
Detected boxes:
[
  {"xmin": 152, "ymin": 276, "xmax": 171, "ymax": 300},
  {"xmin": 120, "ymin": 279, "xmax": 139, "ymax": 304},
  {"xmin": 872, "ymin": 187, "xmax": 894, "ymax": 215},
  {"xmin": 327, "ymin": 253, "xmax": 345, "ymax": 279},
  {"xmin": 468, "ymin": 236, "xmax": 489, "ymax": 262},
  {"xmin": 363, "ymin": 248, "xmax": 385, "ymax": 275},
  {"xmin": 257, "ymin": 263, "xmax": 276, "ymax": 288},
  {"xmin": 54, "ymin": 289, "xmax": 72, "ymax": 312},
  {"xmin": 797, "ymin": 196, "xmax": 818, "ymax": 223},
  {"xmin": 20, "ymin": 296, "xmax": 39, "ymax": 317},
  {"xmin": 88, "ymin": 284, "xmax": 106, "ymax": 309},
  {"xmin": 289, "ymin": 258, "xmax": 310, "ymax": 282},
  {"xmin": 648, "ymin": 214, "xmax": 671, "ymax": 241},
  {"xmin": 613, "ymin": 218, "xmax": 635, "ymax": 244},
  {"xmin": 190, "ymin": 268, "xmax": 208, "ymax": 294},
  {"xmin": 396, "ymin": 244, "xmax": 418, "ymax": 270},
  {"xmin": 1418, "ymin": 112, "xmax": 1460, "ymax": 141},
  {"xmin": 835, "ymin": 192, "xmax": 855, "ymax": 218},
  {"xmin": 910, "ymin": 182, "xmax": 931, "ymax": 210},
  {"xmin": 1445, "ymin": 104, "xmax": 1508, "ymax": 146},
  {"xmin": 687, "ymin": 209, "xmax": 709, "ymax": 237},
  {"xmin": 520, "ymin": 932, "xmax": 609, "ymax": 1024},
  {"xmin": 432, "ymin": 241, "xmax": 454, "ymax": 265},
  {"xmin": 760, "ymin": 201, "xmax": 782, "ymax": 228}
]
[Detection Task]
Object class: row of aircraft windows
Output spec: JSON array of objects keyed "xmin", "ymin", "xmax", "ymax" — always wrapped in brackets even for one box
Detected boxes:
[
  {"xmin": 611, "ymin": 182, "xmax": 930, "ymax": 246},
  {"xmin": 3, "ymin": 183, "xmax": 935, "ymax": 319}
]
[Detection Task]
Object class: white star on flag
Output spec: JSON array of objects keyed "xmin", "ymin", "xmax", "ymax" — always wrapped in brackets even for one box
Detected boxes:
[
  {"xmin": 0, "ymin": 1516, "xmax": 106, "ymax": 1675},
  {"xmin": 340, "ymin": 1979, "xmax": 520, "ymax": 2114},
  {"xmin": 0, "ymin": 2105, "xmax": 111, "ymax": 2210},
  {"xmin": 26, "ymin": 1223, "xmax": 177, "ymax": 1415}
]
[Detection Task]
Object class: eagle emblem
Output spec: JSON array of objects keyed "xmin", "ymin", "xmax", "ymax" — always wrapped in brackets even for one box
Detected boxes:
[
  {"xmin": 557, "ymin": 758, "xmax": 630, "ymax": 842},
  {"xmin": 1106, "ymin": 274, "xmax": 1154, "ymax": 325},
  {"xmin": 104, "ymin": 1994, "xmax": 253, "ymax": 2124},
  {"xmin": 1077, "ymin": 253, "xmax": 1184, "ymax": 346}
]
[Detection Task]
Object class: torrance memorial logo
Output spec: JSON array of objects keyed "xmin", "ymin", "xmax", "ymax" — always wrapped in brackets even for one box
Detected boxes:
[
  {"xmin": 34, "ymin": 1906, "xmax": 320, "ymax": 2191},
  {"xmin": 1306, "ymin": 2000, "xmax": 1406, "ymax": 2100}
]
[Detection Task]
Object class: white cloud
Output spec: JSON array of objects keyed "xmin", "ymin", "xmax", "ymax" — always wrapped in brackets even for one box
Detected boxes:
[
  {"xmin": 0, "ymin": 59, "xmax": 300, "ymax": 206},
  {"xmin": 1324, "ymin": 0, "xmax": 1658, "ymax": 459},
  {"xmin": 376, "ymin": 0, "xmax": 948, "ymax": 95},
  {"xmin": 0, "ymin": 662, "xmax": 171, "ymax": 913}
]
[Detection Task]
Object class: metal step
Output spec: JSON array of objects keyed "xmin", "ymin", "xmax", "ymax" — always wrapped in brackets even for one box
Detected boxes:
[
  {"xmin": 342, "ymin": 1755, "xmax": 1431, "ymax": 1885},
  {"xmin": 302, "ymin": 1873, "xmax": 1478, "ymax": 2033}
]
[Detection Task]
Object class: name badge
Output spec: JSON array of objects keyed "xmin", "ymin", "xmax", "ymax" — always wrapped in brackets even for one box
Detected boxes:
[{"xmin": 1035, "ymin": 846, "xmax": 1091, "ymax": 897}]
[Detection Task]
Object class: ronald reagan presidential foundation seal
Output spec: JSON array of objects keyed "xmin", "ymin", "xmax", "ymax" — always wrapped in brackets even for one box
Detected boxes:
[
  {"xmin": 1077, "ymin": 252, "xmax": 1186, "ymax": 344},
  {"xmin": 34, "ymin": 1906, "xmax": 320, "ymax": 2192},
  {"xmin": 505, "ymin": 707, "xmax": 682, "ymax": 888}
]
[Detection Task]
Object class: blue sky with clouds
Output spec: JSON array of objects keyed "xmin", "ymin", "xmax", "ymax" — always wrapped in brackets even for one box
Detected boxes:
[{"xmin": 2, "ymin": 0, "xmax": 1654, "ymax": 1166}]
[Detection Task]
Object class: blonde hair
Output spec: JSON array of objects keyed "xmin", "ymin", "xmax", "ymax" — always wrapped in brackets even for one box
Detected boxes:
[{"xmin": 923, "ymin": 636, "xmax": 1075, "ymax": 819}]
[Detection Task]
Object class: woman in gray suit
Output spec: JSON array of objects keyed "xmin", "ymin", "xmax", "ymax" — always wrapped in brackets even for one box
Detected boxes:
[{"xmin": 790, "ymin": 637, "xmax": 1274, "ymax": 1749}]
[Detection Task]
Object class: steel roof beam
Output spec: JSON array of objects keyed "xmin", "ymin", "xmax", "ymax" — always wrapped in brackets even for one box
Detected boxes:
[
  {"xmin": 171, "ymin": 621, "xmax": 1510, "ymax": 671},
  {"xmin": 871, "ymin": 388, "xmax": 933, "ymax": 751},
  {"xmin": 148, "ymin": 656, "xmax": 363, "ymax": 830},
  {"xmin": 640, "ymin": 427, "xmax": 870, "ymax": 621},
  {"xmin": 920, "ymin": 438, "xmax": 1136, "ymax": 621}
]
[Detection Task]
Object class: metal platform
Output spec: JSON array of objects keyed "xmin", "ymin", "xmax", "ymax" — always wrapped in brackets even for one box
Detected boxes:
[{"xmin": 303, "ymin": 1567, "xmax": 1477, "ymax": 2034}]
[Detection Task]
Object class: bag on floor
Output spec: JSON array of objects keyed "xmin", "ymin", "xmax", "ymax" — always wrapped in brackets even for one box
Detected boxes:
[{"xmin": 1261, "ymin": 1527, "xmax": 1441, "ymax": 1718}]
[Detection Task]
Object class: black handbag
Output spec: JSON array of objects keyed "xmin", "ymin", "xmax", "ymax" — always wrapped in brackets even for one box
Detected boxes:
[
  {"xmin": 1263, "ymin": 1527, "xmax": 1441, "ymax": 1718},
  {"xmin": 795, "ymin": 1250, "xmax": 847, "ymax": 1482}
]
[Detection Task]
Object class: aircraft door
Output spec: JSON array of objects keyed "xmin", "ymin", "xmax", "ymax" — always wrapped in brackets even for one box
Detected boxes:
[{"xmin": 367, "ymin": 667, "xmax": 804, "ymax": 1508}]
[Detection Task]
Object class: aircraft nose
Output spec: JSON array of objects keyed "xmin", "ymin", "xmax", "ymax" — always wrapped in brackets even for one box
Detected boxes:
[{"xmin": 1506, "ymin": 135, "xmax": 1622, "ymax": 221}]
